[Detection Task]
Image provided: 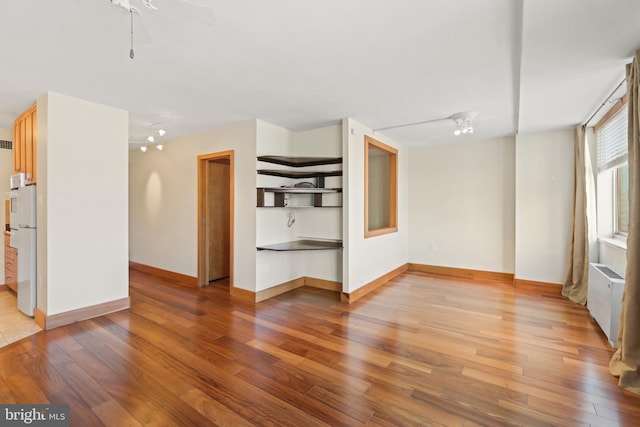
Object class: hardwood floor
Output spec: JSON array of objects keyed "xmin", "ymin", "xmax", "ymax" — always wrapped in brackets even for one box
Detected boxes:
[{"xmin": 1, "ymin": 269, "xmax": 639, "ymax": 426}]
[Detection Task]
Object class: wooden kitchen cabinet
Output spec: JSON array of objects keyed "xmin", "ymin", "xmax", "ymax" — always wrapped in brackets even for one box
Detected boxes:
[
  {"xmin": 4, "ymin": 232, "xmax": 17, "ymax": 292},
  {"xmin": 13, "ymin": 104, "xmax": 37, "ymax": 185}
]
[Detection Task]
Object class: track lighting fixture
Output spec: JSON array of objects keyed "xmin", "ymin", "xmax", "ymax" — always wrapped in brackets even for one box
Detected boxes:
[
  {"xmin": 450, "ymin": 112, "xmax": 477, "ymax": 136},
  {"xmin": 138, "ymin": 125, "xmax": 167, "ymax": 152},
  {"xmin": 132, "ymin": 125, "xmax": 167, "ymax": 152},
  {"xmin": 373, "ymin": 111, "xmax": 478, "ymax": 136},
  {"xmin": 149, "ymin": 126, "xmax": 166, "ymax": 145}
]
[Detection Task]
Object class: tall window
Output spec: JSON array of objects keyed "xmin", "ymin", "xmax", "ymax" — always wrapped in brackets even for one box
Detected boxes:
[{"xmin": 597, "ymin": 106, "xmax": 629, "ymax": 237}]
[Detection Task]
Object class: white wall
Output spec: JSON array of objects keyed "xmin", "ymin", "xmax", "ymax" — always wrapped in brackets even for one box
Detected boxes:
[
  {"xmin": 408, "ymin": 137, "xmax": 516, "ymax": 273},
  {"xmin": 599, "ymin": 241, "xmax": 627, "ymax": 278},
  {"xmin": 0, "ymin": 128, "xmax": 13, "ymax": 283},
  {"xmin": 255, "ymin": 121, "xmax": 342, "ymax": 290},
  {"xmin": 343, "ymin": 118, "xmax": 408, "ymax": 293},
  {"xmin": 129, "ymin": 120, "xmax": 257, "ymax": 291},
  {"xmin": 37, "ymin": 92, "xmax": 129, "ymax": 315},
  {"xmin": 515, "ymin": 130, "xmax": 573, "ymax": 284}
]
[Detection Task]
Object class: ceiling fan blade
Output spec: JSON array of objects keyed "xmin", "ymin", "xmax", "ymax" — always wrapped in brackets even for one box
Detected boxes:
[
  {"xmin": 160, "ymin": 0, "xmax": 218, "ymax": 26},
  {"xmin": 141, "ymin": 0, "xmax": 158, "ymax": 11}
]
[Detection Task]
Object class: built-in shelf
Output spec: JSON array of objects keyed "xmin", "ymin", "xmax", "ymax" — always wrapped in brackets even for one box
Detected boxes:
[
  {"xmin": 257, "ymin": 155, "xmax": 343, "ymax": 207},
  {"xmin": 256, "ymin": 155, "xmax": 343, "ymax": 241},
  {"xmin": 257, "ymin": 187, "xmax": 342, "ymax": 207},
  {"xmin": 256, "ymin": 239, "xmax": 343, "ymax": 251},
  {"xmin": 257, "ymin": 156, "xmax": 342, "ymax": 167},
  {"xmin": 257, "ymin": 169, "xmax": 342, "ymax": 179},
  {"xmin": 257, "ymin": 155, "xmax": 342, "ymax": 186}
]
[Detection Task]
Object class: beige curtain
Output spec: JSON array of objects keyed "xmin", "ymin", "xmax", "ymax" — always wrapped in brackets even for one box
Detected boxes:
[
  {"xmin": 610, "ymin": 51, "xmax": 640, "ymax": 396},
  {"xmin": 562, "ymin": 126, "xmax": 589, "ymax": 305}
]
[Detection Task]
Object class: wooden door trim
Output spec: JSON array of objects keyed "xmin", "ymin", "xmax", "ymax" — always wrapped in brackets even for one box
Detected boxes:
[{"xmin": 197, "ymin": 151, "xmax": 234, "ymax": 290}]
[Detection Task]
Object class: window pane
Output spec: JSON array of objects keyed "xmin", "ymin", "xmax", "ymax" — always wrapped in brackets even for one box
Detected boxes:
[
  {"xmin": 364, "ymin": 136, "xmax": 398, "ymax": 238},
  {"xmin": 598, "ymin": 108, "xmax": 628, "ymax": 171},
  {"xmin": 616, "ymin": 164, "xmax": 629, "ymax": 234},
  {"xmin": 367, "ymin": 148, "xmax": 391, "ymax": 229}
]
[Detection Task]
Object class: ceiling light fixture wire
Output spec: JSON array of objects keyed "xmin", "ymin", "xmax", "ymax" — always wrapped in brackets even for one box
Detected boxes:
[
  {"xmin": 373, "ymin": 116, "xmax": 450, "ymax": 132},
  {"xmin": 374, "ymin": 111, "xmax": 478, "ymax": 136}
]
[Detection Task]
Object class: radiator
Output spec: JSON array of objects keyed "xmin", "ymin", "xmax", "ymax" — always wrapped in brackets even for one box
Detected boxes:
[{"xmin": 587, "ymin": 263, "xmax": 625, "ymax": 348}]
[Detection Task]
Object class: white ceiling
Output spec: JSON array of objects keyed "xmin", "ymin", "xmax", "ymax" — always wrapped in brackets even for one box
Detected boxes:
[{"xmin": 1, "ymin": 0, "xmax": 639, "ymax": 148}]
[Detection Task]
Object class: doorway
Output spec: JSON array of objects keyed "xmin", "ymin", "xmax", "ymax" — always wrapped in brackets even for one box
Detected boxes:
[{"xmin": 197, "ymin": 151, "xmax": 234, "ymax": 289}]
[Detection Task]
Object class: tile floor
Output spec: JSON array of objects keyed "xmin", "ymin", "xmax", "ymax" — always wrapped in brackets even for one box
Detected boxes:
[{"xmin": 0, "ymin": 291, "xmax": 41, "ymax": 347}]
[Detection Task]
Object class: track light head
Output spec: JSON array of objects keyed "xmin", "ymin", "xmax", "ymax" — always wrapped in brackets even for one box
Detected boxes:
[
  {"xmin": 138, "ymin": 124, "xmax": 168, "ymax": 153},
  {"xmin": 450, "ymin": 111, "xmax": 477, "ymax": 136}
]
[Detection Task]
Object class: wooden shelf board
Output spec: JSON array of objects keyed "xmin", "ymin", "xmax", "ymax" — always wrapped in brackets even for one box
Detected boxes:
[
  {"xmin": 257, "ymin": 206, "xmax": 342, "ymax": 208},
  {"xmin": 257, "ymin": 169, "xmax": 342, "ymax": 179},
  {"xmin": 256, "ymin": 239, "xmax": 343, "ymax": 251},
  {"xmin": 257, "ymin": 156, "xmax": 342, "ymax": 167},
  {"xmin": 258, "ymin": 187, "xmax": 342, "ymax": 194}
]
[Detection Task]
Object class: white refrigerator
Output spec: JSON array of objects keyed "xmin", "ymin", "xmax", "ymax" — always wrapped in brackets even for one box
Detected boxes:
[{"xmin": 16, "ymin": 184, "xmax": 36, "ymax": 316}]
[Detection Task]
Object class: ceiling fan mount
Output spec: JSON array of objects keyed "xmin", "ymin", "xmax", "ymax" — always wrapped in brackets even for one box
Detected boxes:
[
  {"xmin": 110, "ymin": 0, "xmax": 155, "ymax": 13},
  {"xmin": 108, "ymin": 0, "xmax": 218, "ymax": 59}
]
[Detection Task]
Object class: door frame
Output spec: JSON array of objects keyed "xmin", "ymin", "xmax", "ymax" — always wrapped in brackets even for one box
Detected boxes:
[{"xmin": 197, "ymin": 150, "xmax": 234, "ymax": 289}]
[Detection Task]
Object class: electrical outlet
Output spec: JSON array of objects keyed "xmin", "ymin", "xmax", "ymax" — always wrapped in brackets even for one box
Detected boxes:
[{"xmin": 431, "ymin": 243, "xmax": 437, "ymax": 252}]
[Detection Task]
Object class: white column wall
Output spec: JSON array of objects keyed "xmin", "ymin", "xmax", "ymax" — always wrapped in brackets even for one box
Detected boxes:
[
  {"xmin": 129, "ymin": 120, "xmax": 257, "ymax": 291},
  {"xmin": 37, "ymin": 92, "xmax": 129, "ymax": 315},
  {"xmin": 343, "ymin": 118, "xmax": 408, "ymax": 293},
  {"xmin": 515, "ymin": 130, "xmax": 573, "ymax": 284},
  {"xmin": 408, "ymin": 137, "xmax": 516, "ymax": 273}
]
